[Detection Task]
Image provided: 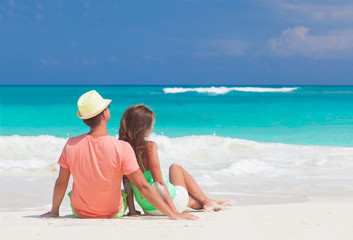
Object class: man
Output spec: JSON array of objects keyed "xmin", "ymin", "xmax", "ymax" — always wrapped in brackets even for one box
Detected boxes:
[{"xmin": 41, "ymin": 90, "xmax": 197, "ymax": 220}]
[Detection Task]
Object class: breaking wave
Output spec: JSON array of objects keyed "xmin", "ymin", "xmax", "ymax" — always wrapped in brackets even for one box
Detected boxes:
[
  {"xmin": 1, "ymin": 134, "xmax": 352, "ymax": 177},
  {"xmin": 163, "ymin": 86, "xmax": 299, "ymax": 95}
]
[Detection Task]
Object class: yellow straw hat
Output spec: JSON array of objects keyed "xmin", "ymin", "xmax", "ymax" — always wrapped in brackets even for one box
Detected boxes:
[{"xmin": 77, "ymin": 90, "xmax": 112, "ymax": 119}]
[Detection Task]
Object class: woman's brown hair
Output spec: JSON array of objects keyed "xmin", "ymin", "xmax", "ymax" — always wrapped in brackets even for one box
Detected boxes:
[{"xmin": 119, "ymin": 104, "xmax": 154, "ymax": 162}]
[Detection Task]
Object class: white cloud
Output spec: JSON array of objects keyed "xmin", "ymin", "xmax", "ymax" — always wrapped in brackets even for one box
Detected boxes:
[
  {"xmin": 7, "ymin": 9, "xmax": 29, "ymax": 20},
  {"xmin": 83, "ymin": 1, "xmax": 90, "ymax": 8},
  {"xmin": 9, "ymin": 0, "xmax": 16, "ymax": 7},
  {"xmin": 192, "ymin": 52, "xmax": 214, "ymax": 58},
  {"xmin": 209, "ymin": 39, "xmax": 247, "ymax": 56},
  {"xmin": 282, "ymin": 3, "xmax": 353, "ymax": 22},
  {"xmin": 36, "ymin": 3, "xmax": 44, "ymax": 11},
  {"xmin": 57, "ymin": 1, "xmax": 63, "ymax": 8},
  {"xmin": 4, "ymin": 1, "xmax": 31, "ymax": 21},
  {"xmin": 269, "ymin": 26, "xmax": 353, "ymax": 58},
  {"xmin": 8, "ymin": 0, "xmax": 28, "ymax": 10},
  {"xmin": 109, "ymin": 56, "xmax": 118, "ymax": 63},
  {"xmin": 41, "ymin": 59, "xmax": 60, "ymax": 66},
  {"xmin": 73, "ymin": 59, "xmax": 99, "ymax": 66},
  {"xmin": 142, "ymin": 55, "xmax": 165, "ymax": 63},
  {"xmin": 193, "ymin": 39, "xmax": 247, "ymax": 58},
  {"xmin": 82, "ymin": 59, "xmax": 98, "ymax": 65},
  {"xmin": 35, "ymin": 12, "xmax": 42, "ymax": 21}
]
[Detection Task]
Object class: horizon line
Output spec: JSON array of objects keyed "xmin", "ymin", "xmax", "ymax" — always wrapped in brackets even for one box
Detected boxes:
[{"xmin": 1, "ymin": 84, "xmax": 353, "ymax": 87}]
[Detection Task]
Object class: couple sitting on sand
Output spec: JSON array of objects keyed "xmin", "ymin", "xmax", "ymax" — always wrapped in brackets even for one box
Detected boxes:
[{"xmin": 41, "ymin": 90, "xmax": 228, "ymax": 220}]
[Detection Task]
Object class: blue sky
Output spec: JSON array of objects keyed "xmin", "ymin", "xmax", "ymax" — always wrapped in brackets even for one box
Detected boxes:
[{"xmin": 0, "ymin": 0, "xmax": 353, "ymax": 85}]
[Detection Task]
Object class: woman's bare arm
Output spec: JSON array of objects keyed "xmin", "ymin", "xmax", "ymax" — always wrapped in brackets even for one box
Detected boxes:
[{"xmin": 147, "ymin": 141, "xmax": 179, "ymax": 213}]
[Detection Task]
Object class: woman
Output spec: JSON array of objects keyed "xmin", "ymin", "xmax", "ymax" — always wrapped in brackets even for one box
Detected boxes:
[{"xmin": 119, "ymin": 104, "xmax": 229, "ymax": 216}]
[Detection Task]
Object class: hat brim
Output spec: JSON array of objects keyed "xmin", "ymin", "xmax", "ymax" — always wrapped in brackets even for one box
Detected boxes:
[{"xmin": 77, "ymin": 99, "xmax": 112, "ymax": 119}]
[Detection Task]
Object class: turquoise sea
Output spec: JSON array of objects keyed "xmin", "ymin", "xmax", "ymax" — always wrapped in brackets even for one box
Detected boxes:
[
  {"xmin": 1, "ymin": 85, "xmax": 353, "ymax": 205},
  {"xmin": 1, "ymin": 85, "xmax": 353, "ymax": 146}
]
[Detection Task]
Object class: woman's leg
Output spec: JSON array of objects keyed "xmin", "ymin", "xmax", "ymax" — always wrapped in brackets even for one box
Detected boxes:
[
  {"xmin": 169, "ymin": 163, "xmax": 222, "ymax": 211},
  {"xmin": 187, "ymin": 194, "xmax": 203, "ymax": 210}
]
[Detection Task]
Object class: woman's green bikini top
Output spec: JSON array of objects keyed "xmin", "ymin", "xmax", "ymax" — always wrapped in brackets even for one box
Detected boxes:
[{"xmin": 130, "ymin": 159, "xmax": 176, "ymax": 211}]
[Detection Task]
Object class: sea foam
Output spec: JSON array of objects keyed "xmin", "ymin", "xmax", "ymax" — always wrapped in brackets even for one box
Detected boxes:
[
  {"xmin": 149, "ymin": 134, "xmax": 353, "ymax": 195},
  {"xmin": 1, "ymin": 134, "xmax": 352, "ymax": 174},
  {"xmin": 0, "ymin": 135, "xmax": 66, "ymax": 174},
  {"xmin": 163, "ymin": 86, "xmax": 299, "ymax": 95},
  {"xmin": 1, "ymin": 134, "xmax": 352, "ymax": 194}
]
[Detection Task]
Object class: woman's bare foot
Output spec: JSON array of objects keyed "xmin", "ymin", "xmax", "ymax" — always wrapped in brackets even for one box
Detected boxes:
[
  {"xmin": 212, "ymin": 199, "xmax": 235, "ymax": 206},
  {"xmin": 202, "ymin": 201, "xmax": 224, "ymax": 212}
]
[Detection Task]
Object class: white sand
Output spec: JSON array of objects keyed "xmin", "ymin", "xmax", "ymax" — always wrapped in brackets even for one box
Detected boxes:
[{"xmin": 1, "ymin": 197, "xmax": 353, "ymax": 240}]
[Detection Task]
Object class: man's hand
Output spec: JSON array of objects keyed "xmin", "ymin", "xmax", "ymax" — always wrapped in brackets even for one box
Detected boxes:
[
  {"xmin": 40, "ymin": 211, "xmax": 59, "ymax": 218},
  {"xmin": 171, "ymin": 212, "xmax": 198, "ymax": 220}
]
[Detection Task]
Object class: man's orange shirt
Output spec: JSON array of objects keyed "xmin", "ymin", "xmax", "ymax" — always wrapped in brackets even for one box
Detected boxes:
[{"xmin": 58, "ymin": 134, "xmax": 139, "ymax": 218}]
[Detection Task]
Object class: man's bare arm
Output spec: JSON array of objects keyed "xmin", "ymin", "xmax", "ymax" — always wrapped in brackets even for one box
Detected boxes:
[{"xmin": 41, "ymin": 167, "xmax": 70, "ymax": 217}]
